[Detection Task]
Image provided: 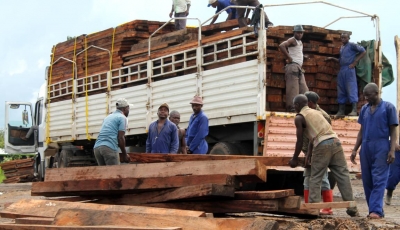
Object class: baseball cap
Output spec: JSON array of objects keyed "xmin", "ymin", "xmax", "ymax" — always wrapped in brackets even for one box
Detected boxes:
[
  {"xmin": 208, "ymin": 0, "xmax": 217, "ymax": 7},
  {"xmin": 116, "ymin": 98, "xmax": 134, "ymax": 109},
  {"xmin": 158, "ymin": 103, "xmax": 169, "ymax": 111}
]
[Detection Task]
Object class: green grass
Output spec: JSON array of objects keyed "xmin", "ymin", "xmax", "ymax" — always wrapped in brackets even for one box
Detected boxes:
[{"xmin": 0, "ymin": 167, "xmax": 5, "ymax": 183}]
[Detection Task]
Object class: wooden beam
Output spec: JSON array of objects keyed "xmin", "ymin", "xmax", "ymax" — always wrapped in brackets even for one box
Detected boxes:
[
  {"xmin": 127, "ymin": 153, "xmax": 304, "ymax": 166},
  {"xmin": 234, "ymin": 189, "xmax": 295, "ymax": 200},
  {"xmin": 301, "ymin": 201, "xmax": 357, "ymax": 209},
  {"xmin": 52, "ymin": 209, "xmax": 279, "ymax": 230},
  {"xmin": 15, "ymin": 217, "xmax": 54, "ymax": 225},
  {"xmin": 0, "ymin": 199, "xmax": 205, "ymax": 219},
  {"xmin": 0, "ymin": 224, "xmax": 182, "ymax": 230},
  {"xmin": 32, "ymin": 174, "xmax": 238, "ymax": 197},
  {"xmin": 395, "ymin": 36, "xmax": 400, "ymax": 130},
  {"xmin": 278, "ymin": 196, "xmax": 301, "ymax": 209},
  {"xmin": 135, "ymin": 200, "xmax": 279, "ymax": 213},
  {"xmin": 44, "ymin": 159, "xmax": 266, "ymax": 183},
  {"xmin": 93, "ymin": 184, "xmax": 235, "ymax": 205}
]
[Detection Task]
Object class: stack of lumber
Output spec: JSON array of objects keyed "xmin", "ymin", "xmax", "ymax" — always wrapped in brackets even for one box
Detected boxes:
[
  {"xmin": 265, "ymin": 25, "xmax": 365, "ymax": 113},
  {"xmin": 0, "ymin": 158, "xmax": 35, "ymax": 183},
  {"xmin": 48, "ymin": 20, "xmax": 175, "ymax": 98}
]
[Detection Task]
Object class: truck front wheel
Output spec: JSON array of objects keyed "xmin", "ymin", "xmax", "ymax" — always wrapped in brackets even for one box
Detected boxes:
[{"xmin": 209, "ymin": 142, "xmax": 241, "ymax": 155}]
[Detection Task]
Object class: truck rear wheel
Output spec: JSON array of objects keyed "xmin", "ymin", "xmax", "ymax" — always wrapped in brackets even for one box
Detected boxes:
[{"xmin": 209, "ymin": 142, "xmax": 241, "ymax": 155}]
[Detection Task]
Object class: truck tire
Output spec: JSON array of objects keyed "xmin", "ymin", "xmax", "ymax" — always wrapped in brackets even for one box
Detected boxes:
[{"xmin": 209, "ymin": 142, "xmax": 241, "ymax": 155}]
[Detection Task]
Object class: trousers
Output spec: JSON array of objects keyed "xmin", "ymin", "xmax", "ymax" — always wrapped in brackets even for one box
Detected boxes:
[
  {"xmin": 285, "ymin": 63, "xmax": 309, "ymax": 111},
  {"xmin": 337, "ymin": 66, "xmax": 358, "ymax": 104},
  {"xmin": 387, "ymin": 151, "xmax": 400, "ymax": 190},
  {"xmin": 94, "ymin": 145, "xmax": 120, "ymax": 166}
]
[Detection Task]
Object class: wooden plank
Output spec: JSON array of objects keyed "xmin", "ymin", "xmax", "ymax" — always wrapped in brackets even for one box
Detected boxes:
[
  {"xmin": 278, "ymin": 196, "xmax": 301, "ymax": 209},
  {"xmin": 275, "ymin": 208, "xmax": 319, "ymax": 216},
  {"xmin": 92, "ymin": 184, "xmax": 235, "ymax": 205},
  {"xmin": 127, "ymin": 153, "xmax": 304, "ymax": 167},
  {"xmin": 0, "ymin": 199, "xmax": 205, "ymax": 219},
  {"xmin": 15, "ymin": 217, "xmax": 54, "ymax": 225},
  {"xmin": 52, "ymin": 209, "xmax": 279, "ymax": 230},
  {"xmin": 301, "ymin": 201, "xmax": 357, "ymax": 209},
  {"xmin": 44, "ymin": 159, "xmax": 267, "ymax": 183},
  {"xmin": 0, "ymin": 224, "xmax": 182, "ymax": 230},
  {"xmin": 32, "ymin": 174, "xmax": 238, "ymax": 197},
  {"xmin": 234, "ymin": 189, "xmax": 295, "ymax": 200},
  {"xmin": 139, "ymin": 200, "xmax": 279, "ymax": 213}
]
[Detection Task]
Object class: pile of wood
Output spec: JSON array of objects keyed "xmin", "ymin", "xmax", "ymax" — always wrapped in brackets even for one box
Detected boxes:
[
  {"xmin": 265, "ymin": 26, "xmax": 366, "ymax": 113},
  {"xmin": 0, "ymin": 158, "xmax": 35, "ymax": 183}
]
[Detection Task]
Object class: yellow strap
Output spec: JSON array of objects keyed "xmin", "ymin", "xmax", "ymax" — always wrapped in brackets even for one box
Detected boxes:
[
  {"xmin": 46, "ymin": 45, "xmax": 57, "ymax": 144},
  {"xmin": 71, "ymin": 37, "xmax": 77, "ymax": 122},
  {"xmin": 105, "ymin": 28, "xmax": 117, "ymax": 115},
  {"xmin": 84, "ymin": 37, "xmax": 91, "ymax": 140}
]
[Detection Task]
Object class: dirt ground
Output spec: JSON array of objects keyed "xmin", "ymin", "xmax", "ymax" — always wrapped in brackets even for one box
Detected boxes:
[{"xmin": 0, "ymin": 177, "xmax": 399, "ymax": 229}]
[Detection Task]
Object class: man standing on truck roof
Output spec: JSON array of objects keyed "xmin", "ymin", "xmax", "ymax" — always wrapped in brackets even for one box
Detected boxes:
[
  {"xmin": 169, "ymin": 110, "xmax": 187, "ymax": 154},
  {"xmin": 289, "ymin": 94, "xmax": 359, "ymax": 217},
  {"xmin": 279, "ymin": 25, "xmax": 309, "ymax": 112},
  {"xmin": 303, "ymin": 91, "xmax": 333, "ymax": 215},
  {"xmin": 186, "ymin": 96, "xmax": 209, "ymax": 154},
  {"xmin": 146, "ymin": 103, "xmax": 179, "ymax": 154},
  {"xmin": 325, "ymin": 33, "xmax": 366, "ymax": 116},
  {"xmin": 351, "ymin": 83, "xmax": 398, "ymax": 219},
  {"xmin": 208, "ymin": 0, "xmax": 237, "ymax": 25},
  {"xmin": 169, "ymin": 0, "xmax": 191, "ymax": 31},
  {"xmin": 93, "ymin": 98, "xmax": 132, "ymax": 166},
  {"xmin": 234, "ymin": 0, "xmax": 272, "ymax": 28}
]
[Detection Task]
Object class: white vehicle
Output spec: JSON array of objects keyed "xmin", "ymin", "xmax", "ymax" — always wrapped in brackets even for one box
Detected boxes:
[{"xmin": 4, "ymin": 3, "xmax": 382, "ymax": 193}]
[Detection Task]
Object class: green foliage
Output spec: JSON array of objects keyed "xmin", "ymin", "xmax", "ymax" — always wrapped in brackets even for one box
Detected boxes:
[
  {"xmin": 0, "ymin": 167, "xmax": 5, "ymax": 183},
  {"xmin": 67, "ymin": 36, "xmax": 76, "ymax": 41},
  {"xmin": 0, "ymin": 129, "xmax": 4, "ymax": 149}
]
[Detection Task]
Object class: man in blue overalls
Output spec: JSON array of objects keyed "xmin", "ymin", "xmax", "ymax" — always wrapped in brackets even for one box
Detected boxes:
[
  {"xmin": 208, "ymin": 0, "xmax": 237, "ymax": 25},
  {"xmin": 351, "ymin": 83, "xmax": 398, "ymax": 219},
  {"xmin": 385, "ymin": 116, "xmax": 400, "ymax": 205},
  {"xmin": 186, "ymin": 96, "xmax": 209, "ymax": 154},
  {"xmin": 326, "ymin": 33, "xmax": 366, "ymax": 116}
]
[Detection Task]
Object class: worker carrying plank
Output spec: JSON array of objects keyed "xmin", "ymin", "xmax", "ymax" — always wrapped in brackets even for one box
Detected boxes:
[
  {"xmin": 208, "ymin": 0, "xmax": 238, "ymax": 25},
  {"xmin": 169, "ymin": 0, "xmax": 191, "ymax": 30},
  {"xmin": 93, "ymin": 98, "xmax": 132, "ymax": 165},
  {"xmin": 289, "ymin": 94, "xmax": 359, "ymax": 217},
  {"xmin": 325, "ymin": 33, "xmax": 366, "ymax": 116},
  {"xmin": 186, "ymin": 96, "xmax": 209, "ymax": 154},
  {"xmin": 279, "ymin": 25, "xmax": 309, "ymax": 112},
  {"xmin": 146, "ymin": 103, "xmax": 179, "ymax": 153}
]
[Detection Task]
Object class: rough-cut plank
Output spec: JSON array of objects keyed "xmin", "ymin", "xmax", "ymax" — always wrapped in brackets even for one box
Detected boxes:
[
  {"xmin": 301, "ymin": 201, "xmax": 356, "ymax": 209},
  {"xmin": 0, "ymin": 224, "xmax": 182, "ymax": 230},
  {"xmin": 15, "ymin": 217, "xmax": 54, "ymax": 225},
  {"xmin": 96, "ymin": 184, "xmax": 235, "ymax": 204},
  {"xmin": 234, "ymin": 189, "xmax": 295, "ymax": 200},
  {"xmin": 278, "ymin": 196, "xmax": 301, "ymax": 209},
  {"xmin": 32, "ymin": 174, "xmax": 238, "ymax": 197},
  {"xmin": 53, "ymin": 209, "xmax": 279, "ymax": 230},
  {"xmin": 136, "ymin": 200, "xmax": 279, "ymax": 213},
  {"xmin": 275, "ymin": 208, "xmax": 319, "ymax": 217},
  {"xmin": 0, "ymin": 199, "xmax": 205, "ymax": 219},
  {"xmin": 127, "ymin": 153, "xmax": 304, "ymax": 166},
  {"xmin": 44, "ymin": 159, "xmax": 266, "ymax": 183}
]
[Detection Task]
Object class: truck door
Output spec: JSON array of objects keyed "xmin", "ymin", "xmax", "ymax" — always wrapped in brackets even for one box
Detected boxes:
[{"xmin": 4, "ymin": 102, "xmax": 36, "ymax": 153}]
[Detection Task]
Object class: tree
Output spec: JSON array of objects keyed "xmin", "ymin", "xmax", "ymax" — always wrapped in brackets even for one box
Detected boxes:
[{"xmin": 0, "ymin": 129, "xmax": 4, "ymax": 149}]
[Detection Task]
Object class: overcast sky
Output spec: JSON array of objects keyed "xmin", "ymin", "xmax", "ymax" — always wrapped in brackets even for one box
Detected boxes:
[{"xmin": 0, "ymin": 0, "xmax": 398, "ymax": 130}]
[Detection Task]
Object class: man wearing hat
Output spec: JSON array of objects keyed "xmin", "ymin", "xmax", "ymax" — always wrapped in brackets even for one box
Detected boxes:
[
  {"xmin": 93, "ymin": 98, "xmax": 132, "ymax": 165},
  {"xmin": 186, "ymin": 96, "xmax": 209, "ymax": 154},
  {"xmin": 146, "ymin": 103, "xmax": 179, "ymax": 153},
  {"xmin": 169, "ymin": 0, "xmax": 191, "ymax": 31},
  {"xmin": 303, "ymin": 91, "xmax": 334, "ymax": 215},
  {"xmin": 208, "ymin": 0, "xmax": 237, "ymax": 25},
  {"xmin": 279, "ymin": 25, "xmax": 309, "ymax": 112}
]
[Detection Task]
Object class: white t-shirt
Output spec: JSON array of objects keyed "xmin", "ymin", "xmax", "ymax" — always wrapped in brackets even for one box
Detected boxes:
[{"xmin": 172, "ymin": 0, "xmax": 191, "ymax": 13}]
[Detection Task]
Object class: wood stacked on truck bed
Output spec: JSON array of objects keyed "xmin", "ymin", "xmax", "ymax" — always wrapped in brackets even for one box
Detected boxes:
[
  {"xmin": 0, "ymin": 158, "xmax": 35, "ymax": 183},
  {"xmin": 265, "ymin": 25, "xmax": 366, "ymax": 113}
]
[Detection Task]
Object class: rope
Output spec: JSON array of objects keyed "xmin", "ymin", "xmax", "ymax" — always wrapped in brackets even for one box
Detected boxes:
[
  {"xmin": 71, "ymin": 37, "xmax": 77, "ymax": 122},
  {"xmin": 106, "ymin": 28, "xmax": 117, "ymax": 115},
  {"xmin": 84, "ymin": 37, "xmax": 91, "ymax": 140},
  {"xmin": 45, "ymin": 45, "xmax": 57, "ymax": 144}
]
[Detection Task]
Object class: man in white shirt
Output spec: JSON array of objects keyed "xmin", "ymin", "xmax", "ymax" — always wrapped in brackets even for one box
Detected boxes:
[{"xmin": 169, "ymin": 0, "xmax": 191, "ymax": 30}]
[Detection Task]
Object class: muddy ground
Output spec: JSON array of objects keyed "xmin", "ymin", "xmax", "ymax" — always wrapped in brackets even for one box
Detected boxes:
[{"xmin": 0, "ymin": 177, "xmax": 399, "ymax": 229}]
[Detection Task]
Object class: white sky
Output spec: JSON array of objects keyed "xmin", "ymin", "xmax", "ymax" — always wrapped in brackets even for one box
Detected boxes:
[{"xmin": 0, "ymin": 0, "xmax": 398, "ymax": 129}]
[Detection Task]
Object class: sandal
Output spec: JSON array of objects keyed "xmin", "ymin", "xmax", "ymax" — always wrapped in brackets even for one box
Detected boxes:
[{"xmin": 368, "ymin": 212, "xmax": 382, "ymax": 219}]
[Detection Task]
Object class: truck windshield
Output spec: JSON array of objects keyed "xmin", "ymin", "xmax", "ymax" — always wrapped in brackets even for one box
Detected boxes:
[{"xmin": 8, "ymin": 104, "xmax": 32, "ymax": 128}]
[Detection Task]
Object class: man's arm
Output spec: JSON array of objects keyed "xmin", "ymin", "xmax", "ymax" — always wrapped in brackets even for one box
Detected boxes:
[
  {"xmin": 388, "ymin": 125, "xmax": 397, "ymax": 164},
  {"xmin": 226, "ymin": 12, "xmax": 233, "ymax": 21},
  {"xmin": 351, "ymin": 126, "xmax": 363, "ymax": 164},
  {"xmin": 210, "ymin": 15, "xmax": 219, "ymax": 25},
  {"xmin": 181, "ymin": 129, "xmax": 188, "ymax": 154},
  {"xmin": 145, "ymin": 124, "xmax": 153, "ymax": 153},
  {"xmin": 117, "ymin": 131, "xmax": 129, "ymax": 163},
  {"xmin": 185, "ymin": 1, "xmax": 191, "ymax": 16},
  {"xmin": 349, "ymin": 50, "xmax": 366, "ymax": 69},
  {"xmin": 170, "ymin": 125, "xmax": 179, "ymax": 153},
  {"xmin": 189, "ymin": 116, "xmax": 209, "ymax": 152},
  {"xmin": 289, "ymin": 115, "xmax": 305, "ymax": 168},
  {"xmin": 169, "ymin": 4, "xmax": 174, "ymax": 18},
  {"xmin": 279, "ymin": 38, "xmax": 296, "ymax": 63}
]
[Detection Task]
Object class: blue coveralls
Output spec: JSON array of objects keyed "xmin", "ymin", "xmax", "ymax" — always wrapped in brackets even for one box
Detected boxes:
[
  {"xmin": 358, "ymin": 100, "xmax": 398, "ymax": 217},
  {"xmin": 387, "ymin": 151, "xmax": 400, "ymax": 190},
  {"xmin": 186, "ymin": 110, "xmax": 209, "ymax": 154},
  {"xmin": 213, "ymin": 0, "xmax": 238, "ymax": 19},
  {"xmin": 146, "ymin": 119, "xmax": 179, "ymax": 153},
  {"xmin": 337, "ymin": 42, "xmax": 365, "ymax": 104}
]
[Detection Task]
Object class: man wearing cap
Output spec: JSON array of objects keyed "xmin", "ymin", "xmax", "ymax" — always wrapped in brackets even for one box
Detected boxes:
[
  {"xmin": 146, "ymin": 103, "xmax": 179, "ymax": 153},
  {"xmin": 186, "ymin": 96, "xmax": 209, "ymax": 154},
  {"xmin": 279, "ymin": 25, "xmax": 309, "ymax": 112},
  {"xmin": 208, "ymin": 0, "xmax": 237, "ymax": 25},
  {"xmin": 235, "ymin": 0, "xmax": 272, "ymax": 28},
  {"xmin": 325, "ymin": 33, "xmax": 366, "ymax": 116},
  {"xmin": 93, "ymin": 98, "xmax": 132, "ymax": 165},
  {"xmin": 169, "ymin": 0, "xmax": 191, "ymax": 31},
  {"xmin": 303, "ymin": 91, "xmax": 333, "ymax": 215}
]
